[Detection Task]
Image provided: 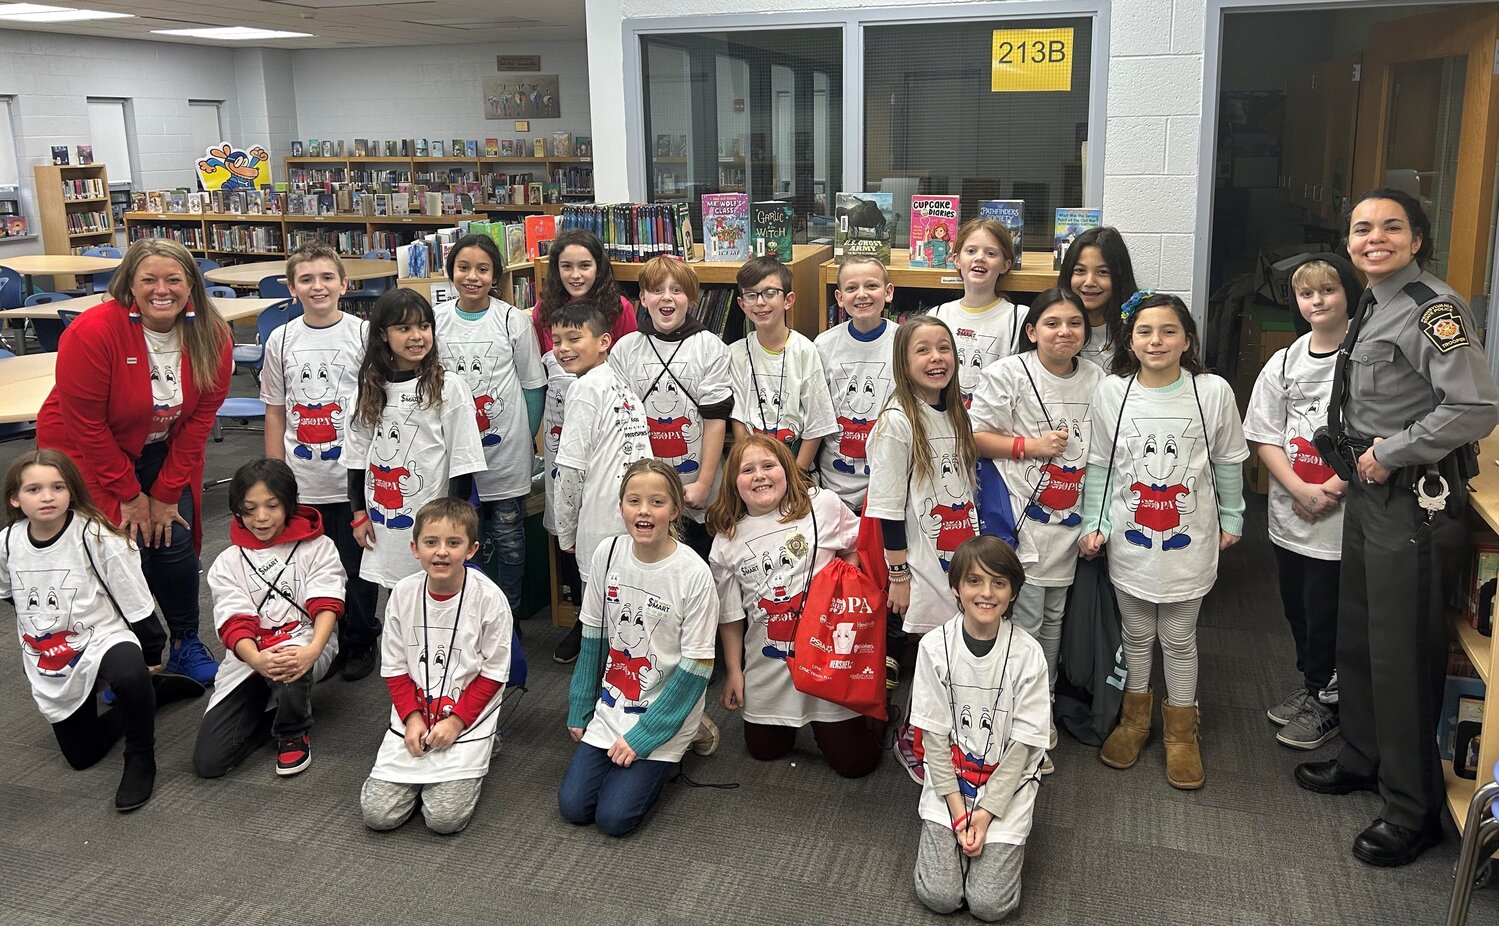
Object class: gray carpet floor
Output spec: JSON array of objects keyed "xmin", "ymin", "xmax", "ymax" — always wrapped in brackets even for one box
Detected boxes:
[{"xmin": 0, "ymin": 380, "xmax": 1495, "ymax": 925}]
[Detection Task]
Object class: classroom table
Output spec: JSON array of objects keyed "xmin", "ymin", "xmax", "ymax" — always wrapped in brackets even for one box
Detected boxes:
[
  {"xmin": 204, "ymin": 258, "xmax": 397, "ymax": 288},
  {"xmin": 0, "ymin": 296, "xmax": 283, "ymax": 353},
  {"xmin": 0, "ymin": 351, "xmax": 56, "ymax": 424},
  {"xmin": 0, "ymin": 254, "xmax": 122, "ymax": 294}
]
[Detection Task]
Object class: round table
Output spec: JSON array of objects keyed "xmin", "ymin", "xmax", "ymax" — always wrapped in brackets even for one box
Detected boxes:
[
  {"xmin": 1, "ymin": 254, "xmax": 122, "ymax": 292},
  {"xmin": 204, "ymin": 258, "xmax": 398, "ymax": 288}
]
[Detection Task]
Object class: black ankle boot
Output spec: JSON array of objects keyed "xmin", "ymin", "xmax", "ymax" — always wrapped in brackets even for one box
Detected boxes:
[{"xmin": 115, "ymin": 751, "xmax": 156, "ymax": 812}]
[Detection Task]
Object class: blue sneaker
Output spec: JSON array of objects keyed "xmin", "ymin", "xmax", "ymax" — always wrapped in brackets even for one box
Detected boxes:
[
  {"xmin": 1125, "ymin": 529, "xmax": 1153, "ymax": 549},
  {"xmin": 1161, "ymin": 532, "xmax": 1192, "ymax": 551},
  {"xmin": 166, "ymin": 633, "xmax": 219, "ymax": 686},
  {"xmin": 293, "ymin": 444, "xmax": 313, "ymax": 460}
]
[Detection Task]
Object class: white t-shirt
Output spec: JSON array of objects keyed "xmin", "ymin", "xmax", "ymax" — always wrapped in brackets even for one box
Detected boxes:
[
  {"xmin": 370, "ymin": 569, "xmax": 513, "ymax": 784},
  {"xmin": 610, "ymin": 329, "xmax": 733, "ymax": 524},
  {"xmin": 343, "ymin": 374, "xmax": 486, "ymax": 588},
  {"xmin": 729, "ymin": 330, "xmax": 838, "ymax": 446},
  {"xmin": 1088, "ymin": 373, "xmax": 1250, "ymax": 603},
  {"xmin": 814, "ymin": 320, "xmax": 900, "ymax": 511},
  {"xmin": 931, "ymin": 298, "xmax": 1028, "ymax": 408},
  {"xmin": 204, "ymin": 531, "xmax": 347, "ymax": 711},
  {"xmin": 909, "ymin": 613, "xmax": 1050, "ymax": 845},
  {"xmin": 261, "ymin": 314, "xmax": 368, "ymax": 503},
  {"xmin": 435, "ymin": 298, "xmax": 547, "ymax": 501},
  {"xmin": 970, "ymin": 354, "xmax": 1105, "ymax": 586},
  {"xmin": 143, "ymin": 325, "xmax": 183, "ymax": 443},
  {"xmin": 710, "ymin": 489, "xmax": 860, "ymax": 727},
  {"xmin": 578, "ymin": 539, "xmax": 718, "ymax": 762},
  {"xmin": 555, "ymin": 362, "xmax": 651, "ymax": 582},
  {"xmin": 540, "ymin": 351, "xmax": 574, "ymax": 535},
  {"xmin": 1077, "ymin": 323, "xmax": 1115, "ymax": 372},
  {"xmin": 865, "ymin": 404, "xmax": 979, "ymax": 634},
  {"xmin": 1242, "ymin": 336, "xmax": 1344, "ymax": 561},
  {"xmin": 1, "ymin": 516, "xmax": 153, "ymax": 722}
]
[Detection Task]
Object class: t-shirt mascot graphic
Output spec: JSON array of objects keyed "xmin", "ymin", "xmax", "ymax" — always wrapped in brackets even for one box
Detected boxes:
[
  {"xmin": 1024, "ymin": 403, "xmax": 1088, "ymax": 527},
  {"xmin": 1286, "ymin": 383, "xmax": 1336, "ymax": 486},
  {"xmin": 288, "ymin": 349, "xmax": 349, "ymax": 461},
  {"xmin": 600, "ymin": 585, "xmax": 659, "ymax": 714},
  {"xmin": 748, "ymin": 529, "xmax": 811, "ymax": 660},
  {"xmin": 924, "ymin": 443, "xmax": 978, "ymax": 571},
  {"xmin": 448, "ymin": 341, "xmax": 504, "ymax": 447},
  {"xmin": 246, "ymin": 555, "xmax": 302, "ymax": 646},
  {"xmin": 148, "ymin": 349, "xmax": 183, "ymax": 442},
  {"xmin": 953, "ymin": 330, "xmax": 997, "ymax": 409},
  {"xmin": 16, "ymin": 570, "xmax": 88, "ymax": 677},
  {"xmin": 1124, "ymin": 417, "xmax": 1198, "ymax": 551},
  {"xmin": 751, "ymin": 383, "xmax": 794, "ymax": 446},
  {"xmin": 414, "ymin": 639, "xmax": 461, "ymax": 725},
  {"xmin": 832, "ymin": 360, "xmax": 886, "ymax": 475},
  {"xmin": 950, "ymin": 697, "xmax": 1002, "ymax": 798},
  {"xmin": 642, "ymin": 367, "xmax": 698, "ymax": 474},
  {"xmin": 368, "ymin": 409, "xmax": 424, "ymax": 530}
]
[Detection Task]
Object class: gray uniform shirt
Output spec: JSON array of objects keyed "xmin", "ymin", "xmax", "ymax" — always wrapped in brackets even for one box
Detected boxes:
[{"xmin": 1341, "ymin": 260, "xmax": 1499, "ymax": 469}]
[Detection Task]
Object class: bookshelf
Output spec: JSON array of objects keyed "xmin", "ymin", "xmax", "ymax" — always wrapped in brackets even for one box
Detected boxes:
[
  {"xmin": 284, "ymin": 155, "xmax": 590, "ymax": 213},
  {"xmin": 819, "ymin": 248, "xmax": 1061, "ymax": 331},
  {"xmin": 34, "ymin": 163, "xmax": 114, "ymax": 289},
  {"xmin": 536, "ymin": 243, "xmax": 833, "ymax": 341},
  {"xmin": 396, "ymin": 261, "xmax": 536, "ymax": 310},
  {"xmin": 124, "ymin": 211, "xmax": 508, "ymax": 261},
  {"xmin": 1449, "ymin": 430, "xmax": 1499, "ymax": 834}
]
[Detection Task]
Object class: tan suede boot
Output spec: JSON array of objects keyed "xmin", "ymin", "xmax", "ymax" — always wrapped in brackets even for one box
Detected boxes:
[
  {"xmin": 1162, "ymin": 702, "xmax": 1204, "ymax": 790},
  {"xmin": 1099, "ymin": 689, "xmax": 1152, "ymax": 769}
]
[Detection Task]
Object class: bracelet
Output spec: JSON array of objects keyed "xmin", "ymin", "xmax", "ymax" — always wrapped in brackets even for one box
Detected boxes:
[
  {"xmin": 887, "ymin": 562, "xmax": 910, "ymax": 574},
  {"xmin": 351, "ymin": 513, "xmax": 369, "ymax": 528},
  {"xmin": 888, "ymin": 572, "xmax": 911, "ymax": 585},
  {"xmin": 952, "ymin": 812, "xmax": 971, "ymax": 832},
  {"xmin": 1011, "ymin": 436, "xmax": 1025, "ymax": 461}
]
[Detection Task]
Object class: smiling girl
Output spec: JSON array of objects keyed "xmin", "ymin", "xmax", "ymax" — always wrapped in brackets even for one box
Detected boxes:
[
  {"xmin": 931, "ymin": 219, "xmax": 1028, "ymax": 407},
  {"xmin": 1078, "ymin": 293, "xmax": 1247, "ymax": 789},
  {"xmin": 1057, "ymin": 227, "xmax": 1140, "ymax": 371},
  {"xmin": 344, "ymin": 290, "xmax": 485, "ymax": 589}
]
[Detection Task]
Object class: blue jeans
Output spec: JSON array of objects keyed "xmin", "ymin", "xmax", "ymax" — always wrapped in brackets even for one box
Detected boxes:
[
  {"xmin": 134, "ymin": 441, "xmax": 200, "ymax": 640},
  {"xmin": 557, "ymin": 742, "xmax": 675, "ymax": 836},
  {"xmin": 480, "ymin": 496, "xmax": 526, "ymax": 615}
]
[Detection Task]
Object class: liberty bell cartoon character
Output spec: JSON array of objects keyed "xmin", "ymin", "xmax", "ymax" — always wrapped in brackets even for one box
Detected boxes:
[
  {"xmin": 368, "ymin": 410, "xmax": 424, "ymax": 530},
  {"xmin": 831, "ymin": 360, "xmax": 886, "ymax": 475},
  {"xmin": 600, "ymin": 588, "xmax": 659, "ymax": 713},
  {"xmin": 924, "ymin": 443, "xmax": 978, "ymax": 571},
  {"xmin": 16, "ymin": 570, "xmax": 89, "ymax": 677},
  {"xmin": 748, "ymin": 529, "xmax": 810, "ymax": 659},
  {"xmin": 950, "ymin": 699, "xmax": 1003, "ymax": 798},
  {"xmin": 1286, "ymin": 383, "xmax": 1336, "ymax": 486},
  {"xmin": 953, "ymin": 330, "xmax": 997, "ymax": 408},
  {"xmin": 1024, "ymin": 403, "xmax": 1089, "ymax": 527},
  {"xmin": 288, "ymin": 349, "xmax": 348, "ymax": 461},
  {"xmin": 447, "ymin": 340, "xmax": 504, "ymax": 447},
  {"xmin": 1124, "ymin": 417, "xmax": 1198, "ymax": 551},
  {"xmin": 642, "ymin": 365, "xmax": 699, "ymax": 474}
]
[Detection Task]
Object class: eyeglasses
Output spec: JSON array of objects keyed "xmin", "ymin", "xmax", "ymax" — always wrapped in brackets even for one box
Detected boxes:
[{"xmin": 739, "ymin": 287, "xmax": 785, "ymax": 303}]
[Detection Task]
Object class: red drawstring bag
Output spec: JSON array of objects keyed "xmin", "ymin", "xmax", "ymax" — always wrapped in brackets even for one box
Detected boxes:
[{"xmin": 788, "ymin": 557, "xmax": 888, "ymax": 720}]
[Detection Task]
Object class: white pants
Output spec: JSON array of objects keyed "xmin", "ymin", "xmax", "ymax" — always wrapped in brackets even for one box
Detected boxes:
[{"xmin": 1114, "ymin": 591, "xmax": 1203, "ymax": 707}]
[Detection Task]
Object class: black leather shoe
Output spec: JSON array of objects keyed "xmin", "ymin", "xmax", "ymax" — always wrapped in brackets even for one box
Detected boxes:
[
  {"xmin": 342, "ymin": 646, "xmax": 379, "ymax": 682},
  {"xmin": 1294, "ymin": 759, "xmax": 1378, "ymax": 794},
  {"xmin": 1352, "ymin": 818, "xmax": 1442, "ymax": 867}
]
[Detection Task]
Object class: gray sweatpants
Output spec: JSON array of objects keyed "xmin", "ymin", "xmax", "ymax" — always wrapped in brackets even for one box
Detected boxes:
[
  {"xmin": 1010, "ymin": 584, "xmax": 1065, "ymax": 690},
  {"xmin": 360, "ymin": 776, "xmax": 484, "ymax": 835},
  {"xmin": 913, "ymin": 820, "xmax": 1025, "ymax": 922}
]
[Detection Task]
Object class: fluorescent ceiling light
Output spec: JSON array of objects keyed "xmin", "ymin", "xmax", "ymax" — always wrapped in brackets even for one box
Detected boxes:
[
  {"xmin": 0, "ymin": 4, "xmax": 134, "ymax": 19},
  {"xmin": 151, "ymin": 26, "xmax": 313, "ymax": 40}
]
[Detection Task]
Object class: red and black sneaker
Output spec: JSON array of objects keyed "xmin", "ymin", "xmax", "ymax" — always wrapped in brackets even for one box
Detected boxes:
[{"xmin": 276, "ymin": 733, "xmax": 311, "ymax": 776}]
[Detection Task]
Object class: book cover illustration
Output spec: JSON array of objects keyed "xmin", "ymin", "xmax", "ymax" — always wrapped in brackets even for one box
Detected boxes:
[
  {"xmin": 979, "ymin": 200, "xmax": 1025, "ymax": 269},
  {"xmin": 701, "ymin": 193, "xmax": 749, "ymax": 262},
  {"xmin": 484, "ymin": 138, "xmax": 500, "ymax": 157},
  {"xmin": 505, "ymin": 224, "xmax": 526, "ymax": 266},
  {"xmin": 465, "ymin": 140, "xmax": 479, "ymax": 158},
  {"xmin": 291, "ymin": 140, "xmax": 305, "ymax": 157},
  {"xmin": 908, "ymin": 196, "xmax": 959, "ymax": 269},
  {"xmin": 415, "ymin": 138, "xmax": 428, "ymax": 157},
  {"xmin": 1053, "ymin": 207, "xmax": 1103, "ymax": 270},
  {"xmin": 76, "ymin": 145, "xmax": 94, "ymax": 166},
  {"xmin": 430, "ymin": 140, "xmax": 444, "ymax": 157},
  {"xmin": 501, "ymin": 139, "xmax": 515, "ymax": 158},
  {"xmin": 352, "ymin": 139, "xmax": 366, "ymax": 157},
  {"xmin": 50, "ymin": 146, "xmax": 69, "ymax": 165},
  {"xmin": 533, "ymin": 138, "xmax": 546, "ymax": 158},
  {"xmin": 552, "ymin": 132, "xmax": 573, "ymax": 157},
  {"xmin": 750, "ymin": 201, "xmax": 794, "ymax": 262},
  {"xmin": 525, "ymin": 214, "xmax": 557, "ymax": 260},
  {"xmin": 835, "ymin": 192, "xmax": 894, "ymax": 264}
]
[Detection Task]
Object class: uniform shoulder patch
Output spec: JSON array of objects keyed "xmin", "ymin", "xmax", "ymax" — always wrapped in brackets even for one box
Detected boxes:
[{"xmin": 1419, "ymin": 302, "xmax": 1470, "ymax": 354}]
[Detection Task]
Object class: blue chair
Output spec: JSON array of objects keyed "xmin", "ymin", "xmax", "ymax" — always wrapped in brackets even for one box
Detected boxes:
[
  {"xmin": 0, "ymin": 347, "xmax": 36, "ymax": 439},
  {"xmin": 77, "ymin": 245, "xmax": 121, "ymax": 295},
  {"xmin": 56, "ymin": 309, "xmax": 82, "ymax": 328},
  {"xmin": 216, "ymin": 300, "xmax": 303, "ymax": 439},
  {"xmin": 1447, "ymin": 761, "xmax": 1499, "ymax": 925},
  {"xmin": 196, "ymin": 257, "xmax": 221, "ymax": 275},
  {"xmin": 0, "ymin": 265, "xmax": 22, "ymax": 353},
  {"xmin": 345, "ymin": 249, "xmax": 394, "ymax": 312},
  {"xmin": 258, "ymin": 275, "xmax": 291, "ymax": 300},
  {"xmin": 26, "ymin": 292, "xmax": 73, "ymax": 353},
  {"xmin": 207, "ymin": 285, "xmax": 238, "ymax": 299}
]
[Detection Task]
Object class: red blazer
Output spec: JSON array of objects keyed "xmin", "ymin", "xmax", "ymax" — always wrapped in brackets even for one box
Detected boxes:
[{"xmin": 37, "ymin": 299, "xmax": 233, "ymax": 553}]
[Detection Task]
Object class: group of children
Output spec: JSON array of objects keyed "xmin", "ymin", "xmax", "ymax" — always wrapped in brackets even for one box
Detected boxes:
[{"xmin": 0, "ymin": 220, "xmax": 1353, "ymax": 921}]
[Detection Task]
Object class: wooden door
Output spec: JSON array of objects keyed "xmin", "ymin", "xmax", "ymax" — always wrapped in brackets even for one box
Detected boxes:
[{"xmin": 1352, "ymin": 4, "xmax": 1499, "ymax": 299}]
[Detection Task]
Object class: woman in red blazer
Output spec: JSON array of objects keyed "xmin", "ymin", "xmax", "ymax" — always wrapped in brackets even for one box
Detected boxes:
[{"xmin": 38, "ymin": 238, "xmax": 232, "ymax": 685}]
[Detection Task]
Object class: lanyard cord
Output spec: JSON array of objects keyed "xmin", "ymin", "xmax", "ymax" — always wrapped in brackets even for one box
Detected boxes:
[
  {"xmin": 644, "ymin": 335, "xmax": 698, "ymax": 408},
  {"xmin": 239, "ymin": 541, "xmax": 309, "ymax": 620},
  {"xmin": 943, "ymin": 619, "xmax": 1016, "ymax": 887},
  {"xmin": 1009, "ymin": 355, "xmax": 1070, "ymax": 542},
  {"xmin": 747, "ymin": 337, "xmax": 788, "ymax": 437},
  {"xmin": 420, "ymin": 571, "xmax": 468, "ymax": 725}
]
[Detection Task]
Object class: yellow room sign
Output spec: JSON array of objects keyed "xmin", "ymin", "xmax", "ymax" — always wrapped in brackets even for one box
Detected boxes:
[{"xmin": 991, "ymin": 28, "xmax": 1074, "ymax": 93}]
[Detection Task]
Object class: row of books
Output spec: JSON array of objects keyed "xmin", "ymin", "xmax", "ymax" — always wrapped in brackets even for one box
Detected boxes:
[
  {"xmin": 208, "ymin": 225, "xmax": 283, "ymax": 254},
  {"xmin": 128, "ymin": 224, "xmax": 207, "ymax": 249},
  {"xmin": 285, "ymin": 228, "xmax": 402, "ymax": 256},
  {"xmin": 558, "ymin": 203, "xmax": 696, "ymax": 263},
  {"xmin": 701, "ymin": 194, "xmax": 793, "ymax": 262},
  {"xmin": 688, "ymin": 287, "xmax": 747, "ymax": 339},
  {"xmin": 291, "ymin": 134, "xmax": 592, "ymax": 160},
  {"xmin": 66, "ymin": 211, "xmax": 110, "ymax": 234},
  {"xmin": 61, "ymin": 177, "xmax": 107, "ymax": 200}
]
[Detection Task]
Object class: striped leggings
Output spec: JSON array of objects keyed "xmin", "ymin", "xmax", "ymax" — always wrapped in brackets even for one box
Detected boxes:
[{"xmin": 1115, "ymin": 591, "xmax": 1204, "ymax": 707}]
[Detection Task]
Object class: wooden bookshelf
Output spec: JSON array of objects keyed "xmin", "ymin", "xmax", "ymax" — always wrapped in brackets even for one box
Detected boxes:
[
  {"xmin": 283, "ymin": 155, "xmax": 592, "ymax": 207},
  {"xmin": 34, "ymin": 163, "xmax": 114, "ymax": 289},
  {"xmin": 1450, "ymin": 430, "xmax": 1499, "ymax": 833},
  {"xmin": 124, "ymin": 210, "xmax": 529, "ymax": 261},
  {"xmin": 536, "ymin": 243, "xmax": 833, "ymax": 340}
]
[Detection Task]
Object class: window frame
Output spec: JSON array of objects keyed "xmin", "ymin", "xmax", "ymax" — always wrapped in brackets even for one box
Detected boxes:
[{"xmin": 622, "ymin": 1, "xmax": 1110, "ymax": 205}]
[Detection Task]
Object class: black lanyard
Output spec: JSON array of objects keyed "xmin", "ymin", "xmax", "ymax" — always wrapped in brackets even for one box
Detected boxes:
[
  {"xmin": 943, "ymin": 619, "xmax": 1017, "ymax": 882},
  {"xmin": 420, "ymin": 572, "xmax": 468, "ymax": 723},
  {"xmin": 239, "ymin": 542, "xmax": 308, "ymax": 620},
  {"xmin": 746, "ymin": 337, "xmax": 788, "ymax": 436}
]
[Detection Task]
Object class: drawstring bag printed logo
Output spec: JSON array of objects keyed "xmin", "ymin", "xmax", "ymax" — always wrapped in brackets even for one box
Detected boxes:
[
  {"xmin": 787, "ymin": 558, "xmax": 888, "ymax": 719},
  {"xmin": 1420, "ymin": 302, "xmax": 1469, "ymax": 354}
]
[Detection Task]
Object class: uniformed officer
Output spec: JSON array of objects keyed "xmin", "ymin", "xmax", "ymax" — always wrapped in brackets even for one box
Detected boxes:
[{"xmin": 1294, "ymin": 188, "xmax": 1499, "ymax": 866}]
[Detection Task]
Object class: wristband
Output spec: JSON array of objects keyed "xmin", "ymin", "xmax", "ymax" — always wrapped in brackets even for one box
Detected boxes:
[
  {"xmin": 1011, "ymin": 436, "xmax": 1025, "ymax": 461},
  {"xmin": 351, "ymin": 513, "xmax": 369, "ymax": 528},
  {"xmin": 952, "ymin": 812, "xmax": 971, "ymax": 832}
]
